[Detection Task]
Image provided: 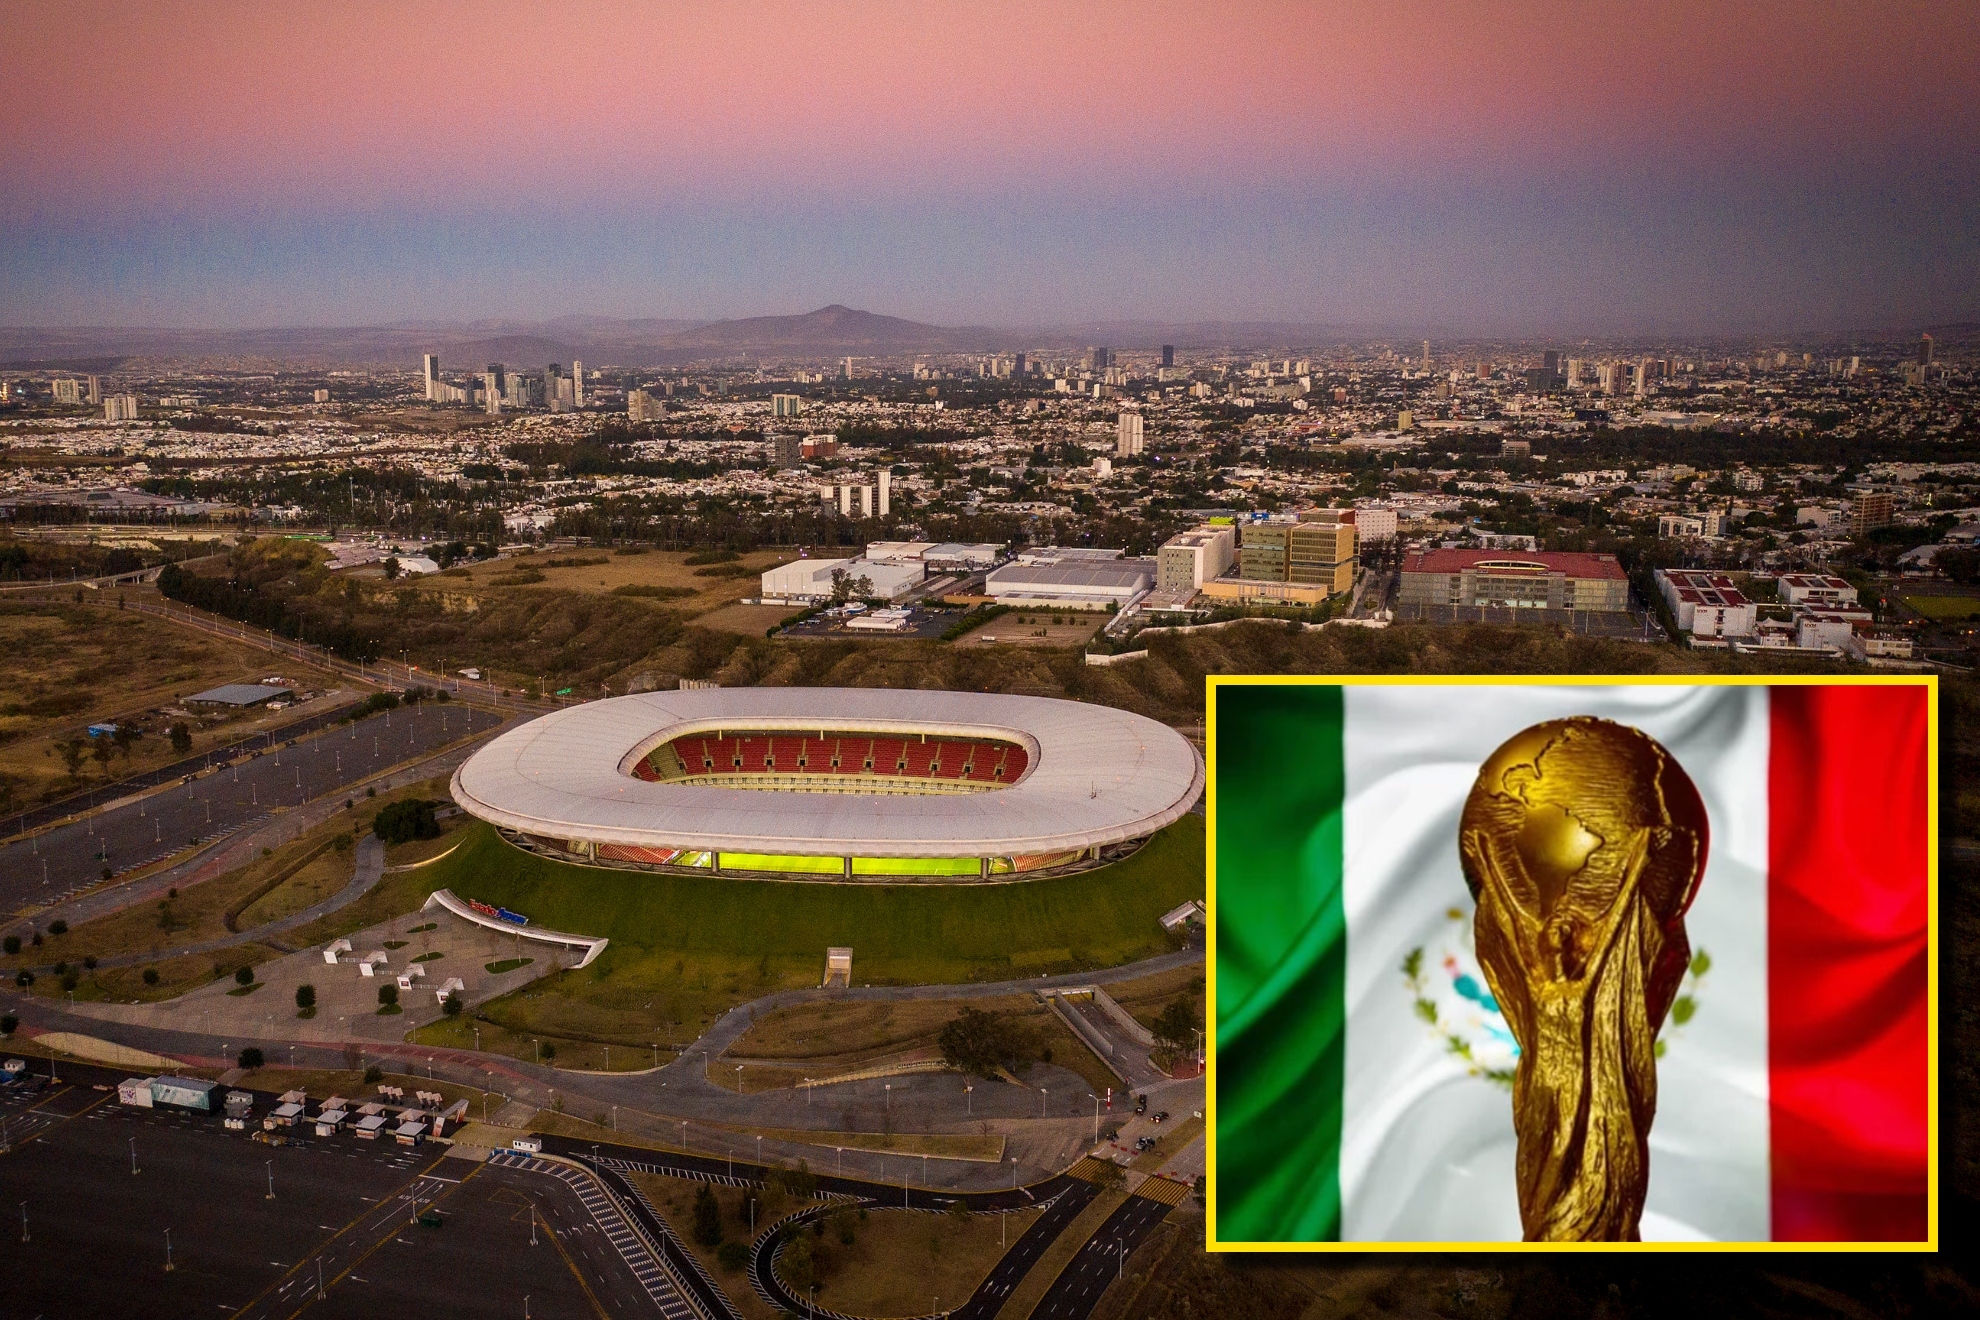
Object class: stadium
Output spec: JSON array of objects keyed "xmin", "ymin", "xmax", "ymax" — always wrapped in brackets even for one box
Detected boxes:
[{"xmin": 451, "ymin": 688, "xmax": 1204, "ymax": 882}]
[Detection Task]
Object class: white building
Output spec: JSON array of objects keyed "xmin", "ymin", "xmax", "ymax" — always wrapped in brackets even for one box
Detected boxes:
[
  {"xmin": 1156, "ymin": 526, "xmax": 1237, "ymax": 594},
  {"xmin": 1350, "ymin": 504, "xmax": 1398, "ymax": 544},
  {"xmin": 422, "ymin": 354, "xmax": 440, "ymax": 401},
  {"xmin": 1117, "ymin": 410, "xmax": 1144, "ymax": 457},
  {"xmin": 104, "ymin": 395, "xmax": 141, "ymax": 422},
  {"xmin": 986, "ymin": 551, "xmax": 1155, "ymax": 610},
  {"xmin": 1777, "ymin": 573, "xmax": 1859, "ymax": 607},
  {"xmin": 761, "ymin": 557, "xmax": 921, "ymax": 603},
  {"xmin": 1654, "ymin": 569, "xmax": 1757, "ymax": 638}
]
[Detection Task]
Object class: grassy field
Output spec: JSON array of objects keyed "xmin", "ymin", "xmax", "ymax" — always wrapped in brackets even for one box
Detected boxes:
[
  {"xmin": 1904, "ymin": 594, "xmax": 1980, "ymax": 621},
  {"xmin": 623, "ymin": 1171, "xmax": 791, "ymax": 1320},
  {"xmin": 414, "ymin": 546, "xmax": 795, "ymax": 613},
  {"xmin": 777, "ymin": 1204, "xmax": 1045, "ymax": 1319},
  {"xmin": 0, "ymin": 597, "xmax": 347, "ymax": 815},
  {"xmin": 404, "ymin": 815, "xmax": 1202, "ymax": 1052}
]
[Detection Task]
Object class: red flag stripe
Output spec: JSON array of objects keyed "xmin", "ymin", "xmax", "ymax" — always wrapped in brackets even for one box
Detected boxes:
[{"xmin": 1767, "ymin": 684, "xmax": 1930, "ymax": 1241}]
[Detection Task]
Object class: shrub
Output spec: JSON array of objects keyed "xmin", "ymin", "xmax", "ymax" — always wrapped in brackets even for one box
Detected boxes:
[
  {"xmin": 540, "ymin": 1042, "xmax": 556, "ymax": 1062},
  {"xmin": 47, "ymin": 920, "xmax": 67, "ymax": 936},
  {"xmin": 363, "ymin": 1064, "xmax": 384, "ymax": 1084},
  {"xmin": 14, "ymin": 970, "xmax": 32, "ymax": 987},
  {"xmin": 0, "ymin": 1013, "xmax": 15, "ymax": 1036},
  {"xmin": 238, "ymin": 1047, "xmax": 264, "ymax": 1069},
  {"xmin": 51, "ymin": 962, "xmax": 67, "ymax": 977},
  {"xmin": 142, "ymin": 967, "xmax": 159, "ymax": 985},
  {"xmin": 295, "ymin": 984, "xmax": 316, "ymax": 1010},
  {"xmin": 82, "ymin": 955, "xmax": 97, "ymax": 970},
  {"xmin": 378, "ymin": 983, "xmax": 399, "ymax": 1007},
  {"xmin": 716, "ymin": 1241, "xmax": 748, "ymax": 1271},
  {"xmin": 692, "ymin": 1185, "xmax": 724, "ymax": 1247},
  {"xmin": 168, "ymin": 723, "xmax": 192, "ymax": 754},
  {"xmin": 1, "ymin": 936, "xmax": 17, "ymax": 956},
  {"xmin": 372, "ymin": 798, "xmax": 440, "ymax": 844},
  {"xmin": 441, "ymin": 993, "xmax": 462, "ymax": 1017},
  {"xmin": 234, "ymin": 965, "xmax": 255, "ymax": 986},
  {"xmin": 59, "ymin": 972, "xmax": 78, "ymax": 992}
]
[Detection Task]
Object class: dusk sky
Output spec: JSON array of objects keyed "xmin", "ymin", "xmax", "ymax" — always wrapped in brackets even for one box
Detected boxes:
[{"xmin": 4, "ymin": 0, "xmax": 1976, "ymax": 333}]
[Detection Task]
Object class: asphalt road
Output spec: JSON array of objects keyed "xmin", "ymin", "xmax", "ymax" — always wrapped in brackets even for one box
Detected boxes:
[
  {"xmin": 0, "ymin": 700, "xmax": 504, "ymax": 917},
  {"xmin": 0, "ymin": 1059, "xmax": 644, "ymax": 1320},
  {"xmin": 1029, "ymin": 1191, "xmax": 1177, "ymax": 1320}
]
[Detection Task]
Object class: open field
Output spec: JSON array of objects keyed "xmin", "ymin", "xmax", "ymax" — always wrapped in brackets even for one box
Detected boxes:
[
  {"xmin": 777, "ymin": 1204, "xmax": 1046, "ymax": 1319},
  {"xmin": 410, "ymin": 815, "xmax": 1202, "ymax": 1050},
  {"xmin": 415, "ymin": 545, "xmax": 796, "ymax": 613},
  {"xmin": 1903, "ymin": 594, "xmax": 1980, "ymax": 621},
  {"xmin": 967, "ymin": 609, "xmax": 1109, "ymax": 648},
  {"xmin": 0, "ymin": 597, "xmax": 348, "ymax": 813}
]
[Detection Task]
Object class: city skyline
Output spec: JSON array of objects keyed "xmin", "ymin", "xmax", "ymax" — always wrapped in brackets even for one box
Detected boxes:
[{"xmin": 3, "ymin": 1, "xmax": 1976, "ymax": 333}]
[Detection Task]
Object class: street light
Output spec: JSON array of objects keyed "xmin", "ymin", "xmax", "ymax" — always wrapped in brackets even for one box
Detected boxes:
[
  {"xmin": 1039, "ymin": 1087, "xmax": 1048, "ymax": 1118},
  {"xmin": 964, "ymin": 1084, "xmax": 972, "ymax": 1116},
  {"xmin": 130, "ymin": 1136, "xmax": 139, "ymax": 1174}
]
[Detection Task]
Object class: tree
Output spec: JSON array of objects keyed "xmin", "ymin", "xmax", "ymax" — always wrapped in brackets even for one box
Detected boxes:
[
  {"xmin": 378, "ymin": 983, "xmax": 399, "ymax": 1008},
  {"xmin": 0, "ymin": 936, "xmax": 15, "ymax": 955},
  {"xmin": 828, "ymin": 568, "xmax": 875, "ymax": 603},
  {"xmin": 295, "ymin": 984, "xmax": 316, "ymax": 1010},
  {"xmin": 58, "ymin": 739, "xmax": 87, "ymax": 779},
  {"xmin": 0, "ymin": 1013, "xmax": 15, "ymax": 1036},
  {"xmin": 372, "ymin": 798, "xmax": 440, "ymax": 844},
  {"xmin": 441, "ymin": 992, "xmax": 463, "ymax": 1017},
  {"xmin": 141, "ymin": 967, "xmax": 159, "ymax": 985},
  {"xmin": 234, "ymin": 965, "xmax": 255, "ymax": 986},
  {"xmin": 238, "ymin": 1047, "xmax": 264, "ymax": 1069},
  {"xmin": 47, "ymin": 920, "xmax": 65, "ymax": 936},
  {"xmin": 780, "ymin": 1232, "xmax": 815, "ymax": 1293},
  {"xmin": 937, "ymin": 1007, "xmax": 1041, "ymax": 1078},
  {"xmin": 168, "ymin": 723, "xmax": 193, "ymax": 755},
  {"xmin": 1151, "ymin": 995, "xmax": 1199, "ymax": 1052},
  {"xmin": 382, "ymin": 556, "xmax": 401, "ymax": 579},
  {"xmin": 692, "ymin": 1184, "xmax": 724, "ymax": 1247}
]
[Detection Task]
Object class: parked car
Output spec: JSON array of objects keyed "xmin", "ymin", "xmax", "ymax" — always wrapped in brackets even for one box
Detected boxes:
[{"xmin": 1133, "ymin": 1094, "xmax": 1148, "ymax": 1115}]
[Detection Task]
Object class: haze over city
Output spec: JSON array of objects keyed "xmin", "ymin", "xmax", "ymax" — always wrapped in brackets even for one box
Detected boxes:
[{"xmin": 4, "ymin": 0, "xmax": 1977, "ymax": 333}]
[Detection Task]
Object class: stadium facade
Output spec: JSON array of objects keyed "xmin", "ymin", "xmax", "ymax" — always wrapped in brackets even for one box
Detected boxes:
[{"xmin": 452, "ymin": 688, "xmax": 1204, "ymax": 882}]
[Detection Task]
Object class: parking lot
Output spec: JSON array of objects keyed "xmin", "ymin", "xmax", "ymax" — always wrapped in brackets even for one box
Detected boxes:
[
  {"xmin": 778, "ymin": 603, "xmax": 964, "ymax": 639},
  {"xmin": 0, "ymin": 1060, "xmax": 648, "ymax": 1318}
]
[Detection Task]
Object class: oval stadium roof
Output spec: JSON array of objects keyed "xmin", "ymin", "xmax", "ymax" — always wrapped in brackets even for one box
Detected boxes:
[{"xmin": 452, "ymin": 688, "xmax": 1203, "ymax": 859}]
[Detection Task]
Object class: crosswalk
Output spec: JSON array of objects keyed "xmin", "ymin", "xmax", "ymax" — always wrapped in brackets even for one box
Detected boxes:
[{"xmin": 486, "ymin": 1149, "xmax": 701, "ymax": 1320}]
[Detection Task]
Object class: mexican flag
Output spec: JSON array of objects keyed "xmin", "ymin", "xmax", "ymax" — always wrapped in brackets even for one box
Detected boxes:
[{"xmin": 1211, "ymin": 681, "xmax": 1931, "ymax": 1245}]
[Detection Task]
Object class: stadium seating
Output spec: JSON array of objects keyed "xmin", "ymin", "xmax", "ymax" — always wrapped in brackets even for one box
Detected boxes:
[{"xmin": 652, "ymin": 733, "xmax": 1027, "ymax": 786}]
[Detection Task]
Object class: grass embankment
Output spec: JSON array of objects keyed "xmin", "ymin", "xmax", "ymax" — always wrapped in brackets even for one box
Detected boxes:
[
  {"xmin": 7, "ymin": 776, "xmax": 451, "ymax": 1003},
  {"xmin": 404, "ymin": 815, "xmax": 1203, "ymax": 1061},
  {"xmin": 623, "ymin": 1171, "xmax": 787, "ymax": 1320},
  {"xmin": 733, "ymin": 993, "xmax": 1126, "ymax": 1099},
  {"xmin": 777, "ymin": 1205, "xmax": 1044, "ymax": 1319}
]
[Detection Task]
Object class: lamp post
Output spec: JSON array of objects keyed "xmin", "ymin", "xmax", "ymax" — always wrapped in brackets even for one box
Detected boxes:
[
  {"xmin": 265, "ymin": 1160, "xmax": 275, "ymax": 1200},
  {"xmin": 1039, "ymin": 1087, "xmax": 1048, "ymax": 1118},
  {"xmin": 129, "ymin": 1135, "xmax": 138, "ymax": 1175},
  {"xmin": 163, "ymin": 1227, "xmax": 174, "ymax": 1272},
  {"xmin": 964, "ymin": 1084, "xmax": 972, "ymax": 1116}
]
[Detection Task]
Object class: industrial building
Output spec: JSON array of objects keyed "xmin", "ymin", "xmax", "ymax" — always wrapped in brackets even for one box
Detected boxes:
[
  {"xmin": 186, "ymin": 682, "xmax": 295, "ymax": 707},
  {"xmin": 1398, "ymin": 549, "xmax": 1630, "ymax": 611},
  {"xmin": 760, "ymin": 556, "xmax": 922, "ymax": 603},
  {"xmin": 985, "ymin": 548, "xmax": 1154, "ymax": 610},
  {"xmin": 1156, "ymin": 525, "xmax": 1236, "ymax": 594}
]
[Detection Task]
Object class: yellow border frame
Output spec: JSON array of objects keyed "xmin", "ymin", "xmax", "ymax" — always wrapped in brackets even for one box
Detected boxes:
[{"xmin": 1203, "ymin": 674, "xmax": 1939, "ymax": 1252}]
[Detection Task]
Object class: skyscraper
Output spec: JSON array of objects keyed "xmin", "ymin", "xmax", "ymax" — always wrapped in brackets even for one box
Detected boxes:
[
  {"xmin": 878, "ymin": 468, "xmax": 892, "ymax": 517},
  {"xmin": 422, "ymin": 354, "xmax": 440, "ymax": 401},
  {"xmin": 545, "ymin": 364, "xmax": 561, "ymax": 412},
  {"xmin": 1918, "ymin": 334, "xmax": 1934, "ymax": 366},
  {"xmin": 1421, "ymin": 340, "xmax": 1431, "ymax": 369},
  {"xmin": 572, "ymin": 360, "xmax": 585, "ymax": 407},
  {"xmin": 1543, "ymin": 350, "xmax": 1560, "ymax": 376},
  {"xmin": 1117, "ymin": 409, "xmax": 1144, "ymax": 456},
  {"xmin": 1161, "ymin": 344, "xmax": 1175, "ymax": 368},
  {"xmin": 1013, "ymin": 352, "xmax": 1027, "ymax": 378},
  {"xmin": 482, "ymin": 369, "xmax": 502, "ymax": 415},
  {"xmin": 86, "ymin": 375, "xmax": 101, "ymax": 405},
  {"xmin": 1089, "ymin": 346, "xmax": 1112, "ymax": 370}
]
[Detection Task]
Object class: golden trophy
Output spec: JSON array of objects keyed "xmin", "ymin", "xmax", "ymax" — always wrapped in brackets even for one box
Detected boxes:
[{"xmin": 1459, "ymin": 716, "xmax": 1708, "ymax": 1241}]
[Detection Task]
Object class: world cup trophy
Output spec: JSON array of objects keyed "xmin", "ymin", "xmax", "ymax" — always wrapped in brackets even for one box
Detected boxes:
[{"xmin": 1458, "ymin": 716, "xmax": 1708, "ymax": 1241}]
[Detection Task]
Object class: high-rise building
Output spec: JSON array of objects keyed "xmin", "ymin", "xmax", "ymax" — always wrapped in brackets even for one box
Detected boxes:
[
  {"xmin": 52, "ymin": 377, "xmax": 81, "ymax": 404},
  {"xmin": 1543, "ymin": 351, "xmax": 1560, "ymax": 376},
  {"xmin": 482, "ymin": 370, "xmax": 502, "ymax": 415},
  {"xmin": 1013, "ymin": 352, "xmax": 1027, "ymax": 378},
  {"xmin": 1116, "ymin": 410, "xmax": 1144, "ymax": 456},
  {"xmin": 572, "ymin": 360, "xmax": 585, "ymax": 407},
  {"xmin": 1850, "ymin": 492, "xmax": 1895, "ymax": 534},
  {"xmin": 770, "ymin": 433, "xmax": 803, "ymax": 466},
  {"xmin": 1161, "ymin": 344, "xmax": 1175, "ymax": 369},
  {"xmin": 878, "ymin": 469, "xmax": 891, "ymax": 517},
  {"xmin": 1239, "ymin": 518, "xmax": 1358, "ymax": 596},
  {"xmin": 1156, "ymin": 526, "xmax": 1236, "ymax": 594},
  {"xmin": 1918, "ymin": 334, "xmax": 1934, "ymax": 366},
  {"xmin": 313, "ymin": 389, "xmax": 330, "ymax": 403},
  {"xmin": 773, "ymin": 393, "xmax": 803, "ymax": 418},
  {"xmin": 1422, "ymin": 340, "xmax": 1431, "ymax": 368},
  {"xmin": 1089, "ymin": 346, "xmax": 1112, "ymax": 370},
  {"xmin": 86, "ymin": 375, "xmax": 101, "ymax": 405},
  {"xmin": 422, "ymin": 354, "xmax": 441, "ymax": 401},
  {"xmin": 103, "ymin": 394, "xmax": 140, "ymax": 421}
]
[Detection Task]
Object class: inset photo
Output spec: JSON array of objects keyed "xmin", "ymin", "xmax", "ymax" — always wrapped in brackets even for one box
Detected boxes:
[{"xmin": 1207, "ymin": 677, "xmax": 1934, "ymax": 1250}]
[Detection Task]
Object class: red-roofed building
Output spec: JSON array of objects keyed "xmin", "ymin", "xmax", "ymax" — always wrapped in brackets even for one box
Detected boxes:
[
  {"xmin": 1654, "ymin": 568, "xmax": 1758, "ymax": 637},
  {"xmin": 1399, "ymin": 549, "xmax": 1630, "ymax": 612}
]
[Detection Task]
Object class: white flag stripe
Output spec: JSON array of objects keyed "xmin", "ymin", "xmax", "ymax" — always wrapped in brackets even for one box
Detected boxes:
[{"xmin": 1339, "ymin": 684, "xmax": 1771, "ymax": 1242}]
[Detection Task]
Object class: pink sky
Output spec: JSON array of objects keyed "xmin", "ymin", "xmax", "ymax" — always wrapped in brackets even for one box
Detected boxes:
[{"xmin": 8, "ymin": 0, "xmax": 1975, "ymax": 209}]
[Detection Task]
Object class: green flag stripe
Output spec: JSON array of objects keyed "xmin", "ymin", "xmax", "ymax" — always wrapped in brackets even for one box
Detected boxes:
[{"xmin": 1214, "ymin": 683, "xmax": 1347, "ymax": 1242}]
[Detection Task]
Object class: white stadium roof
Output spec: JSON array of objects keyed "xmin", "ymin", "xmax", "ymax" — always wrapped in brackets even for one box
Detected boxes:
[{"xmin": 452, "ymin": 688, "xmax": 1203, "ymax": 859}]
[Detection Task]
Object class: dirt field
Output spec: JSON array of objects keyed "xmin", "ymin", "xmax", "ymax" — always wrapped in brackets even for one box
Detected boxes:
[
  {"xmin": 414, "ymin": 547, "xmax": 797, "ymax": 618},
  {"xmin": 969, "ymin": 610, "xmax": 1110, "ymax": 648},
  {"xmin": 0, "ymin": 598, "xmax": 348, "ymax": 813},
  {"xmin": 692, "ymin": 602, "xmax": 802, "ymax": 635}
]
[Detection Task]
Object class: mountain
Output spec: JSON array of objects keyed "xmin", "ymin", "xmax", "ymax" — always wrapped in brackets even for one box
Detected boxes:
[{"xmin": 656, "ymin": 305, "xmax": 1002, "ymax": 354}]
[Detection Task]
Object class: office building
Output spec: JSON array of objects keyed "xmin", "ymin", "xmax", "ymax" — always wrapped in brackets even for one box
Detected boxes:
[
  {"xmin": 1543, "ymin": 351, "xmax": 1560, "ymax": 376},
  {"xmin": 1013, "ymin": 352, "xmax": 1026, "ymax": 377},
  {"xmin": 1116, "ymin": 410, "xmax": 1144, "ymax": 457},
  {"xmin": 773, "ymin": 393, "xmax": 804, "ymax": 418},
  {"xmin": 1089, "ymin": 346, "xmax": 1112, "ymax": 370},
  {"xmin": 1397, "ymin": 550, "xmax": 1629, "ymax": 611},
  {"xmin": 1238, "ymin": 517, "xmax": 1358, "ymax": 596},
  {"xmin": 482, "ymin": 370, "xmax": 502, "ymax": 415},
  {"xmin": 313, "ymin": 388, "xmax": 330, "ymax": 403},
  {"xmin": 1156, "ymin": 526, "xmax": 1237, "ymax": 595},
  {"xmin": 1422, "ymin": 340, "xmax": 1431, "ymax": 368},
  {"xmin": 1161, "ymin": 344, "xmax": 1175, "ymax": 368},
  {"xmin": 422, "ymin": 354, "xmax": 440, "ymax": 401},
  {"xmin": 1850, "ymin": 492, "xmax": 1894, "ymax": 534},
  {"xmin": 1919, "ymin": 334, "xmax": 1934, "ymax": 366},
  {"xmin": 1351, "ymin": 504, "xmax": 1398, "ymax": 544}
]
